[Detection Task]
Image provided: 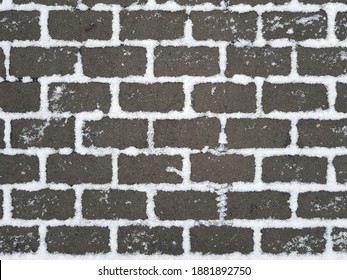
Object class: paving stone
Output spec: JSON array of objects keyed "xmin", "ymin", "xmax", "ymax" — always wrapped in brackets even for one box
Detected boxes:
[
  {"xmin": 120, "ymin": 11, "xmax": 187, "ymax": 40},
  {"xmin": 0, "ymin": 119, "xmax": 4, "ymax": 148},
  {"xmin": 262, "ymin": 83, "xmax": 328, "ymax": 113},
  {"xmin": 48, "ymin": 83, "xmax": 111, "ymax": 113},
  {"xmin": 190, "ymin": 226, "xmax": 254, "ymax": 254},
  {"xmin": 14, "ymin": 0, "xmax": 77, "ymax": 4},
  {"xmin": 154, "ymin": 117, "xmax": 220, "ymax": 149},
  {"xmin": 154, "ymin": 191, "xmax": 219, "ymax": 220},
  {"xmin": 262, "ymin": 156, "xmax": 328, "ymax": 184},
  {"xmin": 118, "ymin": 154, "xmax": 183, "ymax": 184},
  {"xmin": 83, "ymin": 117, "xmax": 148, "ymax": 149},
  {"xmin": 12, "ymin": 189, "xmax": 75, "ymax": 220},
  {"xmin": 82, "ymin": 190, "xmax": 147, "ymax": 220},
  {"xmin": 11, "ymin": 118, "xmax": 75, "ymax": 149},
  {"xmin": 261, "ymin": 228, "xmax": 326, "ymax": 254},
  {"xmin": 335, "ymin": 12, "xmax": 347, "ymax": 40},
  {"xmin": 190, "ymin": 153, "xmax": 255, "ymax": 183},
  {"xmin": 46, "ymin": 226, "xmax": 110, "ymax": 254},
  {"xmin": 191, "ymin": 83, "xmax": 257, "ymax": 113},
  {"xmin": 191, "ymin": 11, "xmax": 257, "ymax": 41},
  {"xmin": 335, "ymin": 83, "xmax": 347, "ymax": 113},
  {"xmin": 297, "ymin": 119, "xmax": 347, "ymax": 148},
  {"xmin": 0, "ymin": 49, "xmax": 5, "ymax": 78},
  {"xmin": 47, "ymin": 153, "xmax": 112, "ymax": 185},
  {"xmin": 331, "ymin": 228, "xmax": 347, "ymax": 252},
  {"xmin": 0, "ymin": 11, "xmax": 40, "ymax": 41},
  {"xmin": 83, "ymin": 0, "xmax": 145, "ymax": 6},
  {"xmin": 0, "ymin": 82, "xmax": 40, "ymax": 113},
  {"xmin": 0, "ymin": 155, "xmax": 39, "ymax": 184},
  {"xmin": 0, "ymin": 226, "xmax": 39, "ymax": 254},
  {"xmin": 297, "ymin": 192, "xmax": 347, "ymax": 219},
  {"xmin": 119, "ymin": 83, "xmax": 184, "ymax": 113},
  {"xmin": 118, "ymin": 226, "xmax": 183, "ymax": 255},
  {"xmin": 225, "ymin": 118, "xmax": 291, "ymax": 148},
  {"xmin": 333, "ymin": 156, "xmax": 347, "ymax": 184},
  {"xmin": 226, "ymin": 191, "xmax": 291, "ymax": 220}
]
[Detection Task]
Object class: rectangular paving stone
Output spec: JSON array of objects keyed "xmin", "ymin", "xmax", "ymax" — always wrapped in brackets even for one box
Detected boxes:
[
  {"xmin": 46, "ymin": 226, "xmax": 110, "ymax": 255},
  {"xmin": 333, "ymin": 156, "xmax": 347, "ymax": 184},
  {"xmin": 0, "ymin": 11, "xmax": 40, "ymax": 41},
  {"xmin": 12, "ymin": 189, "xmax": 75, "ymax": 220},
  {"xmin": 154, "ymin": 191, "xmax": 219, "ymax": 220},
  {"xmin": 0, "ymin": 119, "xmax": 4, "ymax": 148},
  {"xmin": 297, "ymin": 192, "xmax": 347, "ymax": 219},
  {"xmin": 261, "ymin": 228, "xmax": 326, "ymax": 254},
  {"xmin": 226, "ymin": 46, "xmax": 291, "ymax": 77},
  {"xmin": 154, "ymin": 117, "xmax": 220, "ymax": 149},
  {"xmin": 10, "ymin": 47, "xmax": 78, "ymax": 78},
  {"xmin": 191, "ymin": 11, "xmax": 257, "ymax": 41},
  {"xmin": 48, "ymin": 83, "xmax": 111, "ymax": 113},
  {"xmin": 335, "ymin": 12, "xmax": 347, "ymax": 41},
  {"xmin": 0, "ymin": 190, "xmax": 3, "ymax": 218},
  {"xmin": 262, "ymin": 11, "xmax": 327, "ymax": 41},
  {"xmin": 14, "ymin": 0, "xmax": 77, "ymax": 4},
  {"xmin": 47, "ymin": 154, "xmax": 112, "ymax": 185},
  {"xmin": 262, "ymin": 83, "xmax": 328, "ymax": 113},
  {"xmin": 226, "ymin": 191, "xmax": 291, "ymax": 220},
  {"xmin": 0, "ymin": 226, "xmax": 39, "ymax": 254},
  {"xmin": 335, "ymin": 83, "xmax": 347, "ymax": 113},
  {"xmin": 190, "ymin": 153, "xmax": 255, "ymax": 183},
  {"xmin": 191, "ymin": 83, "xmax": 256, "ymax": 113},
  {"xmin": 81, "ymin": 47, "xmax": 147, "ymax": 78},
  {"xmin": 11, "ymin": 118, "xmax": 75, "ymax": 149},
  {"xmin": 119, "ymin": 83, "xmax": 184, "ymax": 113},
  {"xmin": 0, "ymin": 49, "xmax": 5, "ymax": 78},
  {"xmin": 0, "ymin": 82, "xmax": 40, "ymax": 113},
  {"xmin": 82, "ymin": 190, "xmax": 147, "ymax": 220},
  {"xmin": 225, "ymin": 118, "xmax": 291, "ymax": 148},
  {"xmin": 190, "ymin": 226, "xmax": 254, "ymax": 255},
  {"xmin": 0, "ymin": 154, "xmax": 39, "ymax": 184},
  {"xmin": 83, "ymin": 117, "xmax": 148, "ymax": 149},
  {"xmin": 297, "ymin": 119, "xmax": 347, "ymax": 148},
  {"xmin": 118, "ymin": 154, "xmax": 183, "ymax": 184},
  {"xmin": 262, "ymin": 156, "xmax": 328, "ymax": 184},
  {"xmin": 154, "ymin": 46, "xmax": 220, "ymax": 77},
  {"xmin": 297, "ymin": 48, "xmax": 347, "ymax": 76},
  {"xmin": 49, "ymin": 11, "xmax": 112, "ymax": 41},
  {"xmin": 331, "ymin": 228, "xmax": 347, "ymax": 252},
  {"xmin": 83, "ymin": 0, "xmax": 145, "ymax": 6},
  {"xmin": 120, "ymin": 11, "xmax": 187, "ymax": 40},
  {"xmin": 118, "ymin": 226, "xmax": 183, "ymax": 255}
]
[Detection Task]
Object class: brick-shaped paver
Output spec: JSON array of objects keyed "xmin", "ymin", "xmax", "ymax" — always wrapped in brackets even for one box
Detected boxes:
[
  {"xmin": 46, "ymin": 226, "xmax": 110, "ymax": 254},
  {"xmin": 154, "ymin": 191, "xmax": 219, "ymax": 220},
  {"xmin": 331, "ymin": 228, "xmax": 347, "ymax": 252},
  {"xmin": 297, "ymin": 192, "xmax": 347, "ymax": 219},
  {"xmin": 262, "ymin": 83, "xmax": 328, "ymax": 113},
  {"xmin": 48, "ymin": 83, "xmax": 111, "ymax": 113},
  {"xmin": 191, "ymin": 11, "xmax": 257, "ymax": 41},
  {"xmin": 14, "ymin": 0, "xmax": 77, "ymax": 4},
  {"xmin": 11, "ymin": 118, "xmax": 75, "ymax": 149},
  {"xmin": 83, "ymin": 0, "xmax": 146, "ymax": 6},
  {"xmin": 0, "ymin": 155, "xmax": 39, "ymax": 184},
  {"xmin": 190, "ymin": 153, "xmax": 255, "ymax": 183},
  {"xmin": 49, "ymin": 11, "xmax": 112, "ymax": 41},
  {"xmin": 0, "ymin": 11, "xmax": 40, "ymax": 41},
  {"xmin": 119, "ymin": 83, "xmax": 184, "ymax": 113},
  {"xmin": 12, "ymin": 189, "xmax": 75, "ymax": 220},
  {"xmin": 118, "ymin": 226, "xmax": 183, "ymax": 255},
  {"xmin": 82, "ymin": 190, "xmax": 147, "ymax": 220},
  {"xmin": 335, "ymin": 83, "xmax": 347, "ymax": 113},
  {"xmin": 0, "ymin": 119, "xmax": 4, "ymax": 148},
  {"xmin": 154, "ymin": 47, "xmax": 220, "ymax": 77},
  {"xmin": 225, "ymin": 119, "xmax": 291, "ymax": 148},
  {"xmin": 190, "ymin": 226, "xmax": 254, "ymax": 254},
  {"xmin": 335, "ymin": 12, "xmax": 347, "ymax": 41},
  {"xmin": 226, "ymin": 191, "xmax": 291, "ymax": 220},
  {"xmin": 333, "ymin": 156, "xmax": 347, "ymax": 184},
  {"xmin": 262, "ymin": 156, "xmax": 328, "ymax": 184},
  {"xmin": 47, "ymin": 154, "xmax": 112, "ymax": 185},
  {"xmin": 154, "ymin": 117, "xmax": 220, "ymax": 149},
  {"xmin": 0, "ymin": 226, "xmax": 39, "ymax": 254},
  {"xmin": 10, "ymin": 48, "xmax": 78, "ymax": 78},
  {"xmin": 120, "ymin": 11, "xmax": 187, "ymax": 40},
  {"xmin": 191, "ymin": 83, "xmax": 257, "ymax": 113},
  {"xmin": 83, "ymin": 117, "xmax": 148, "ymax": 149},
  {"xmin": 261, "ymin": 228, "xmax": 326, "ymax": 254},
  {"xmin": 0, "ymin": 82, "xmax": 40, "ymax": 113},
  {"xmin": 297, "ymin": 119, "xmax": 347, "ymax": 148},
  {"xmin": 262, "ymin": 12, "xmax": 327, "ymax": 41},
  {"xmin": 81, "ymin": 47, "xmax": 147, "ymax": 78},
  {"xmin": 226, "ymin": 46, "xmax": 291, "ymax": 77},
  {"xmin": 118, "ymin": 154, "xmax": 183, "ymax": 184},
  {"xmin": 0, "ymin": 50, "xmax": 5, "ymax": 77}
]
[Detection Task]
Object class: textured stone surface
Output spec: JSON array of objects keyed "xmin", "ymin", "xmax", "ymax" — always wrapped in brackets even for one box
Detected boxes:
[{"xmin": 0, "ymin": 226, "xmax": 39, "ymax": 254}]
